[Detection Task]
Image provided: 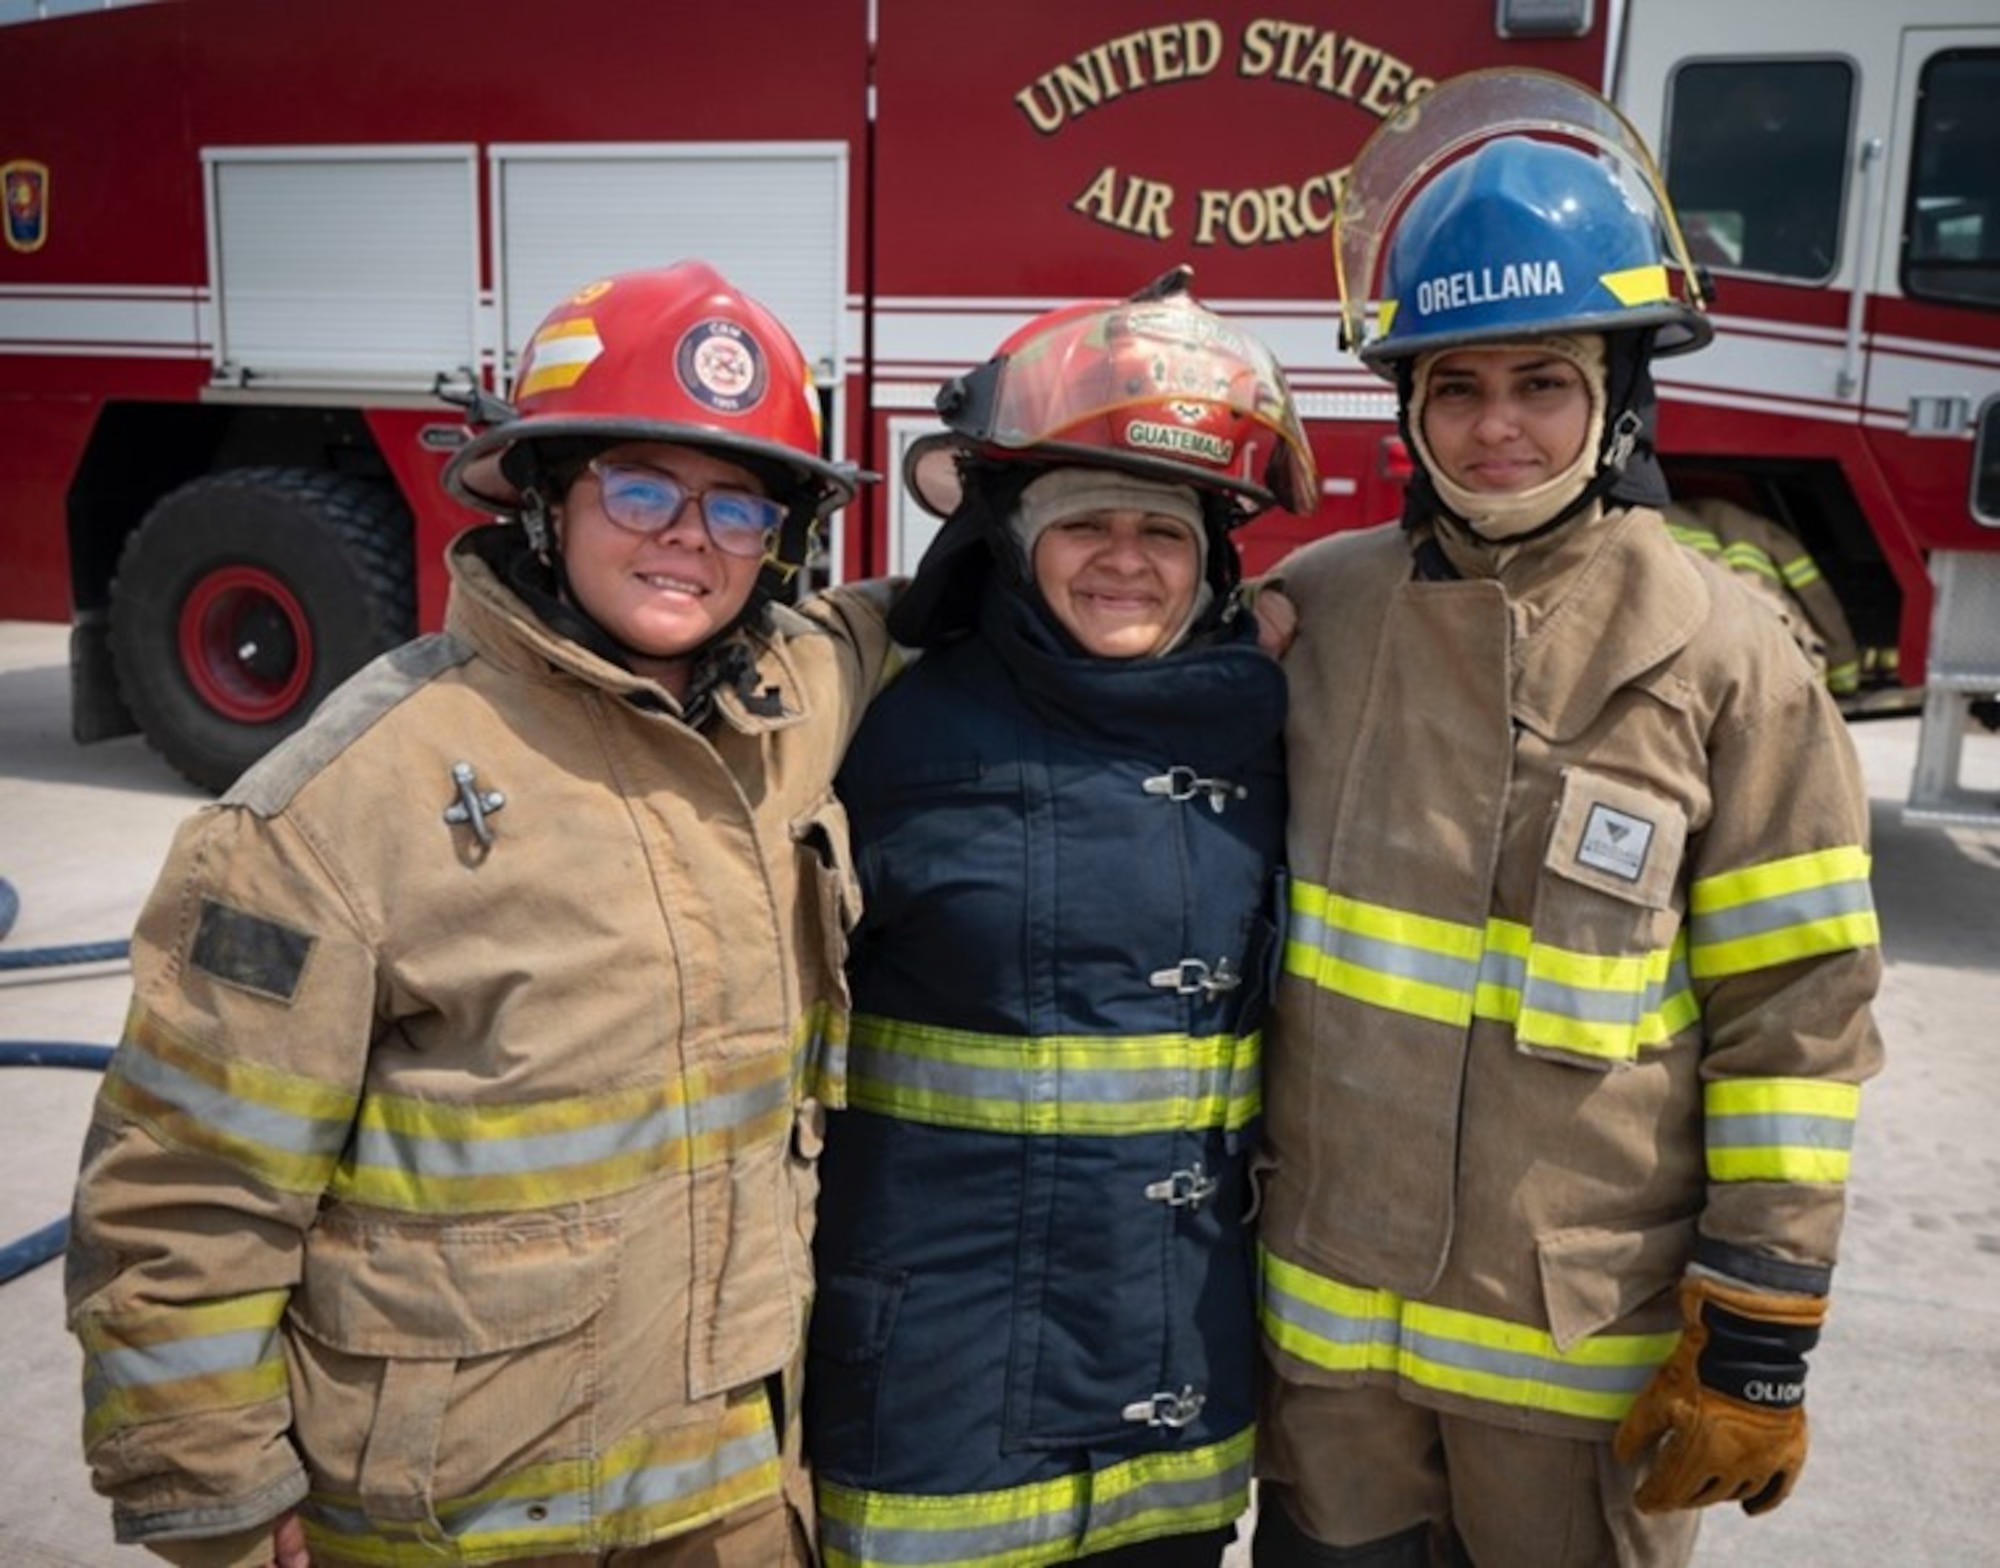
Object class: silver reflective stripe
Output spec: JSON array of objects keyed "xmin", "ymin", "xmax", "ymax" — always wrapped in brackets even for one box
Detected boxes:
[
  {"xmin": 1692, "ymin": 878, "xmax": 1874, "ymax": 946},
  {"xmin": 1706, "ymin": 1111, "xmax": 1855, "ymax": 1154},
  {"xmin": 112, "ymin": 1047, "xmax": 348, "ymax": 1157},
  {"xmin": 93, "ymin": 1327, "xmax": 278, "ymax": 1388},
  {"xmin": 1290, "ymin": 903, "xmax": 1481, "ymax": 993},
  {"xmin": 346, "ymin": 1075, "xmax": 789, "ymax": 1180},
  {"xmin": 819, "ymin": 1434, "xmax": 1250, "ymax": 1565},
  {"xmin": 850, "ymin": 1045, "xmax": 1234, "ymax": 1115},
  {"xmin": 1267, "ymin": 1284, "xmax": 1654, "ymax": 1399}
]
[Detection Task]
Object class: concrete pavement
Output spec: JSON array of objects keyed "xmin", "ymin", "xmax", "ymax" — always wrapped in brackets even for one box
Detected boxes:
[{"xmin": 2, "ymin": 617, "xmax": 1996, "ymax": 1566}]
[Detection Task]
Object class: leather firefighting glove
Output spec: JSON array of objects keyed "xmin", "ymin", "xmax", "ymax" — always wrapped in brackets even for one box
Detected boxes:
[{"xmin": 1613, "ymin": 1273, "xmax": 1827, "ymax": 1516}]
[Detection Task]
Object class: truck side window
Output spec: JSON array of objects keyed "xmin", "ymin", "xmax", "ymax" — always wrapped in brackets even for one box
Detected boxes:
[
  {"xmin": 1975, "ymin": 399, "xmax": 2000, "ymax": 526},
  {"xmin": 1903, "ymin": 50, "xmax": 2000, "ymax": 310},
  {"xmin": 1662, "ymin": 59, "xmax": 1854, "ymax": 284}
]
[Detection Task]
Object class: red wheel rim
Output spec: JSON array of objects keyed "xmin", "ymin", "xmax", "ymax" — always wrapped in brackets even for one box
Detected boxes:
[{"xmin": 176, "ymin": 566, "xmax": 313, "ymax": 723}]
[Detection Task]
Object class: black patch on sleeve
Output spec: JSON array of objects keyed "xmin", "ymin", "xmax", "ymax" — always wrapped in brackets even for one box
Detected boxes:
[{"xmin": 189, "ymin": 898, "xmax": 315, "ymax": 1003}]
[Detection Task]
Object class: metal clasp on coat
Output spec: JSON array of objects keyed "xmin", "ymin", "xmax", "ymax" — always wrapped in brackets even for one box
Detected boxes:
[
  {"xmin": 443, "ymin": 761, "xmax": 506, "ymax": 848},
  {"xmin": 1121, "ymin": 1386, "xmax": 1206, "ymax": 1428},
  {"xmin": 1149, "ymin": 957, "xmax": 1241, "ymax": 998},
  {"xmin": 1143, "ymin": 766, "xmax": 1245, "ymax": 814},
  {"xmin": 1145, "ymin": 1161, "xmax": 1219, "ymax": 1210}
]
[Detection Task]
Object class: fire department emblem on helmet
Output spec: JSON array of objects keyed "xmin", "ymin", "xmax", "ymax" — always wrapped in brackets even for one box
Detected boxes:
[
  {"xmin": 3, "ymin": 160, "xmax": 49, "ymax": 254},
  {"xmin": 676, "ymin": 318, "xmax": 768, "ymax": 415}
]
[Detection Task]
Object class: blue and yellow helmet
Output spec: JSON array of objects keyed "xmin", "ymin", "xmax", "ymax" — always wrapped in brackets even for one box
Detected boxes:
[
  {"xmin": 1370, "ymin": 137, "xmax": 1711, "ymax": 365},
  {"xmin": 1336, "ymin": 68, "xmax": 1714, "ymax": 374}
]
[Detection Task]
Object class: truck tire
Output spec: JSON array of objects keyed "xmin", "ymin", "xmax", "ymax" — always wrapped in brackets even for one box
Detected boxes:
[{"xmin": 109, "ymin": 466, "xmax": 416, "ymax": 793}]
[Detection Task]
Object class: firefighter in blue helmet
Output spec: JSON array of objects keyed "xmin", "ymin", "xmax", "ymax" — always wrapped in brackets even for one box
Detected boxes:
[
  {"xmin": 805, "ymin": 270, "xmax": 1317, "ymax": 1567},
  {"xmin": 1251, "ymin": 71, "xmax": 1884, "ymax": 1568}
]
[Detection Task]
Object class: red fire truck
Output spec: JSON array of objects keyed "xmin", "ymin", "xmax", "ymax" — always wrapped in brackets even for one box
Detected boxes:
[{"xmin": 2, "ymin": 0, "xmax": 1996, "ymax": 819}]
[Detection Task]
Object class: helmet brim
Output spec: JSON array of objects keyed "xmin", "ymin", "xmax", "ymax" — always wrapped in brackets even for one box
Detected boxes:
[
  {"xmin": 1358, "ymin": 304, "xmax": 1715, "ymax": 377},
  {"xmin": 446, "ymin": 414, "xmax": 864, "ymax": 517}
]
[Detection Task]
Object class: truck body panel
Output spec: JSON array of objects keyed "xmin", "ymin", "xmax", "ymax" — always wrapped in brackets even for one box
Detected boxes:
[{"xmin": 2, "ymin": 0, "xmax": 1995, "ymax": 813}]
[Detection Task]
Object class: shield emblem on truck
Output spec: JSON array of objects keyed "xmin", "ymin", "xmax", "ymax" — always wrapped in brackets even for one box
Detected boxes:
[{"xmin": 3, "ymin": 161, "xmax": 48, "ymax": 253}]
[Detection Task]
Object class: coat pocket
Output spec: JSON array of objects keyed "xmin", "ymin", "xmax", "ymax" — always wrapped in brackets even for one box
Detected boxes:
[
  {"xmin": 804, "ymin": 1265, "xmax": 908, "ymax": 1486},
  {"xmin": 1535, "ymin": 1213, "xmax": 1695, "ymax": 1354},
  {"xmin": 286, "ymin": 1209, "xmax": 621, "ymax": 1528},
  {"xmin": 1522, "ymin": 768, "xmax": 1690, "ymax": 1069}
]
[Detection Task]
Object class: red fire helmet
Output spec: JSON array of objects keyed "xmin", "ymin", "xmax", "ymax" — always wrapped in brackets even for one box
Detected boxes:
[{"xmin": 446, "ymin": 260, "xmax": 861, "ymax": 520}]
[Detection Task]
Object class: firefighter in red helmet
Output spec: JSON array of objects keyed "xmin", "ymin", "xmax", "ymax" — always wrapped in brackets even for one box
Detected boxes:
[
  {"xmin": 804, "ymin": 270, "xmax": 1315, "ymax": 1567},
  {"xmin": 65, "ymin": 261, "xmax": 894, "ymax": 1567},
  {"xmin": 1251, "ymin": 72, "xmax": 1883, "ymax": 1568}
]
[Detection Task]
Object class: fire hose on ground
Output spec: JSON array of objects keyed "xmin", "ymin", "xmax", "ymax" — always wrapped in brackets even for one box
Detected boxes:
[{"xmin": 0, "ymin": 876, "xmax": 127, "ymax": 1285}]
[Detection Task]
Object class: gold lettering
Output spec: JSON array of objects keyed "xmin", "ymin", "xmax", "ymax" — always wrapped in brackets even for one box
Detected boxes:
[
  {"xmin": 1260, "ymin": 183, "xmax": 1305, "ymax": 242},
  {"xmin": 1101, "ymin": 34, "xmax": 1147, "ymax": 86},
  {"xmin": 1014, "ymin": 22, "xmax": 1225, "ymax": 133},
  {"xmin": 1051, "ymin": 58, "xmax": 1109, "ymax": 118},
  {"xmin": 1071, "ymin": 166, "xmax": 1176, "ymax": 239},
  {"xmin": 1295, "ymin": 29, "xmax": 1343, "ymax": 92},
  {"xmin": 1334, "ymin": 40, "xmax": 1381, "ymax": 98},
  {"xmin": 1238, "ymin": 18, "xmax": 1279, "ymax": 78},
  {"xmin": 1194, "ymin": 186, "xmax": 1233, "ymax": 246},
  {"xmin": 1360, "ymin": 57, "xmax": 1425, "ymax": 116},
  {"xmin": 1271, "ymin": 19, "xmax": 1317, "ymax": 78},
  {"xmin": 1193, "ymin": 166, "xmax": 1350, "ymax": 248},
  {"xmin": 1128, "ymin": 176, "xmax": 1176, "ymax": 239},
  {"xmin": 1235, "ymin": 23, "xmax": 1425, "ymax": 120},
  {"xmin": 1298, "ymin": 168, "xmax": 1348, "ymax": 232},
  {"xmin": 1014, "ymin": 79, "xmax": 1065, "ymax": 135}
]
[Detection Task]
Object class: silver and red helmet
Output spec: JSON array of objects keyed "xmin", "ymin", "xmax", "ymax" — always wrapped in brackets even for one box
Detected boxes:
[{"xmin": 907, "ymin": 269, "xmax": 1318, "ymax": 523}]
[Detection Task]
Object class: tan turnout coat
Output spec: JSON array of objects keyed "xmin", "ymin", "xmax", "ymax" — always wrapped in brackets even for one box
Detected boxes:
[
  {"xmin": 65, "ymin": 529, "xmax": 891, "ymax": 1563},
  {"xmin": 1258, "ymin": 506, "xmax": 1883, "ymax": 1442}
]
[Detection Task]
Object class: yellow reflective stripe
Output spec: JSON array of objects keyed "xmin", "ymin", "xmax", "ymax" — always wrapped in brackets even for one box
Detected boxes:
[
  {"xmin": 845, "ymin": 1015, "xmax": 1259, "ymax": 1135},
  {"xmin": 1689, "ymin": 847, "xmax": 1879, "ymax": 978},
  {"xmin": 1260, "ymin": 1249, "xmax": 1675, "ymax": 1424},
  {"xmin": 1667, "ymin": 522, "xmax": 1722, "ymax": 556},
  {"xmin": 1779, "ymin": 554, "xmax": 1823, "ymax": 590},
  {"xmin": 1600, "ymin": 262, "xmax": 1670, "ymax": 306},
  {"xmin": 819, "ymin": 1427, "xmax": 1252, "ymax": 1568},
  {"xmin": 78, "ymin": 1291, "xmax": 290, "ymax": 1448},
  {"xmin": 807, "ymin": 999, "xmax": 851, "ymax": 1108},
  {"xmin": 1719, "ymin": 539, "xmax": 1783, "ymax": 584},
  {"xmin": 1510, "ymin": 927, "xmax": 1686, "ymax": 1063},
  {"xmin": 330, "ymin": 1049, "xmax": 793, "ymax": 1212},
  {"xmin": 306, "ymin": 1393, "xmax": 779, "ymax": 1566},
  {"xmin": 1289, "ymin": 881, "xmax": 1697, "ymax": 1061},
  {"xmin": 1287, "ymin": 881, "xmax": 1481, "ymax": 1027},
  {"xmin": 1706, "ymin": 1076, "xmax": 1860, "ymax": 1184},
  {"xmin": 100, "ymin": 1003, "xmax": 355, "ymax": 1194}
]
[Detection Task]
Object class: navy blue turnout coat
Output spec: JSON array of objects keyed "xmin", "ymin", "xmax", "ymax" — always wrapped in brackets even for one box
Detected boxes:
[{"xmin": 807, "ymin": 580, "xmax": 1287, "ymax": 1567}]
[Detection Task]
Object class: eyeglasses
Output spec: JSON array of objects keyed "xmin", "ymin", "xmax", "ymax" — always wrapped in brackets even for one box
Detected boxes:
[{"xmin": 587, "ymin": 460, "xmax": 784, "ymax": 559}]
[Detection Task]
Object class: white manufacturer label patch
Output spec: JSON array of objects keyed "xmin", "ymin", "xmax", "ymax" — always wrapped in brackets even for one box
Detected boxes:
[{"xmin": 1577, "ymin": 802, "xmax": 1655, "ymax": 882}]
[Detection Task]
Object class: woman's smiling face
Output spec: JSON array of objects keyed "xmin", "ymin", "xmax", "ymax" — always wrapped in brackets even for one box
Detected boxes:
[
  {"xmin": 1030, "ymin": 506, "xmax": 1202, "ymax": 659},
  {"xmin": 554, "ymin": 440, "xmax": 768, "ymax": 694}
]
